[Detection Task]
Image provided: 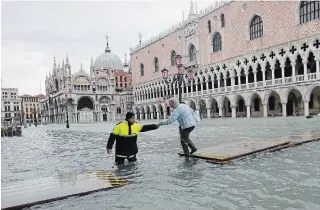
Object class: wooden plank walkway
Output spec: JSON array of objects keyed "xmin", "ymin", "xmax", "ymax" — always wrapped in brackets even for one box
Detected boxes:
[
  {"xmin": 1, "ymin": 170, "xmax": 128, "ymax": 210},
  {"xmin": 178, "ymin": 130, "xmax": 320, "ymax": 164}
]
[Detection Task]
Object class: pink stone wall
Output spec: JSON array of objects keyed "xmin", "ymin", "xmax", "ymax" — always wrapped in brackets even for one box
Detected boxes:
[
  {"xmin": 131, "ymin": 1, "xmax": 320, "ymax": 86},
  {"xmin": 131, "ymin": 30, "xmax": 182, "ymax": 85}
]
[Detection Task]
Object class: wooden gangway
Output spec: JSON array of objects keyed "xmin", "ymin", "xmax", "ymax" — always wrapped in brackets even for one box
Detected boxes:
[
  {"xmin": 1, "ymin": 170, "xmax": 128, "ymax": 210},
  {"xmin": 179, "ymin": 130, "xmax": 320, "ymax": 164}
]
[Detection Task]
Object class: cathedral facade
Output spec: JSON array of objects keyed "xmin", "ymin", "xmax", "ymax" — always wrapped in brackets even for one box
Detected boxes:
[
  {"xmin": 40, "ymin": 41, "xmax": 133, "ymax": 123},
  {"xmin": 131, "ymin": 1, "xmax": 320, "ymax": 120}
]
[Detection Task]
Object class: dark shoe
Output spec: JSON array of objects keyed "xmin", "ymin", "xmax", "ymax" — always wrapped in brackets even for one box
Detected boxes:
[
  {"xmin": 190, "ymin": 149, "xmax": 197, "ymax": 154},
  {"xmin": 181, "ymin": 144, "xmax": 190, "ymax": 157}
]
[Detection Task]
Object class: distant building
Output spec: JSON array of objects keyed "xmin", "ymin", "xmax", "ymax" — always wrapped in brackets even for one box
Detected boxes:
[
  {"xmin": 20, "ymin": 94, "xmax": 46, "ymax": 124},
  {"xmin": 40, "ymin": 39, "xmax": 133, "ymax": 123},
  {"xmin": 1, "ymin": 88, "xmax": 22, "ymax": 125}
]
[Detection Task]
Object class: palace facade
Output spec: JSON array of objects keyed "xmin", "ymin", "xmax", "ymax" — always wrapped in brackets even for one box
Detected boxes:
[
  {"xmin": 40, "ymin": 40, "xmax": 134, "ymax": 123},
  {"xmin": 131, "ymin": 0, "xmax": 320, "ymax": 119}
]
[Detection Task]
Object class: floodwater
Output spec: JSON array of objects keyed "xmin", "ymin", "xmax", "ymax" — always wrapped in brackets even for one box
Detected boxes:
[{"xmin": 2, "ymin": 117, "xmax": 320, "ymax": 210}]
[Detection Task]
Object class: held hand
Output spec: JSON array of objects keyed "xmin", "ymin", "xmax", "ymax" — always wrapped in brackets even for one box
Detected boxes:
[{"xmin": 107, "ymin": 149, "xmax": 112, "ymax": 154}]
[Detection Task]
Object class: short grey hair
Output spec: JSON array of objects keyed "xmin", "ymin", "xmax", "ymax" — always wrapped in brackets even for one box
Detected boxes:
[{"xmin": 168, "ymin": 97, "xmax": 179, "ymax": 105}]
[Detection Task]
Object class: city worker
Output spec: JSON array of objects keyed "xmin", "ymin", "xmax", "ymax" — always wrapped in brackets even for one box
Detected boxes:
[
  {"xmin": 107, "ymin": 111, "xmax": 159, "ymax": 165},
  {"xmin": 158, "ymin": 98, "xmax": 198, "ymax": 157}
]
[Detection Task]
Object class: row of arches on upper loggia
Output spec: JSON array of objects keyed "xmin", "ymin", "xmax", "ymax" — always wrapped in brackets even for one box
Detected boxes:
[{"xmin": 135, "ymin": 85, "xmax": 320, "ymax": 119}]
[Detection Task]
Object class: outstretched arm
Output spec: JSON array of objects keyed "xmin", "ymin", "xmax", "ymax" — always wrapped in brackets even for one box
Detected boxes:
[
  {"xmin": 158, "ymin": 109, "xmax": 179, "ymax": 126},
  {"xmin": 140, "ymin": 124, "xmax": 159, "ymax": 132}
]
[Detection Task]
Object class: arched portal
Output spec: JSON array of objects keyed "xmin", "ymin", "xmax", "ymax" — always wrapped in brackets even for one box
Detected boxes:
[
  {"xmin": 286, "ymin": 89, "xmax": 303, "ymax": 116},
  {"xmin": 222, "ymin": 96, "xmax": 231, "ymax": 117},
  {"xmin": 190, "ymin": 100, "xmax": 196, "ymax": 110},
  {"xmin": 135, "ymin": 107, "xmax": 141, "ymax": 120},
  {"xmin": 266, "ymin": 91, "xmax": 282, "ymax": 116},
  {"xmin": 235, "ymin": 95, "xmax": 246, "ymax": 117},
  {"xmin": 159, "ymin": 104, "xmax": 164, "ymax": 119},
  {"xmin": 77, "ymin": 96, "xmax": 94, "ymax": 122},
  {"xmin": 210, "ymin": 98, "xmax": 219, "ymax": 118},
  {"xmin": 308, "ymin": 86, "xmax": 320, "ymax": 115},
  {"xmin": 249, "ymin": 93, "xmax": 263, "ymax": 117},
  {"xmin": 101, "ymin": 105, "xmax": 108, "ymax": 121},
  {"xmin": 141, "ymin": 107, "xmax": 146, "ymax": 120},
  {"xmin": 146, "ymin": 106, "xmax": 151, "ymax": 120},
  {"xmin": 151, "ymin": 105, "xmax": 157, "ymax": 119},
  {"xmin": 199, "ymin": 99, "xmax": 206, "ymax": 119}
]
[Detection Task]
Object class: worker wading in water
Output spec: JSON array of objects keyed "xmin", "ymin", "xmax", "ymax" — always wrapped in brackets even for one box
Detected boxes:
[{"xmin": 107, "ymin": 112, "xmax": 159, "ymax": 165}]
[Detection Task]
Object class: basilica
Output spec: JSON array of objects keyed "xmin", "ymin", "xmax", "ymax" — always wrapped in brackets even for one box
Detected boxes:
[{"xmin": 40, "ymin": 40, "xmax": 133, "ymax": 123}]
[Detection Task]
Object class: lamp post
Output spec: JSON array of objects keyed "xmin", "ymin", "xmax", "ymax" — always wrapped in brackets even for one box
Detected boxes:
[
  {"xmin": 161, "ymin": 54, "xmax": 194, "ymax": 103},
  {"xmin": 63, "ymin": 94, "xmax": 70, "ymax": 128}
]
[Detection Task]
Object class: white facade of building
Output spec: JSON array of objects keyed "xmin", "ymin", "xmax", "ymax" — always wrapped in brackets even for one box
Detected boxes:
[
  {"xmin": 1, "ymin": 88, "xmax": 22, "ymax": 125},
  {"xmin": 40, "ymin": 41, "xmax": 133, "ymax": 123}
]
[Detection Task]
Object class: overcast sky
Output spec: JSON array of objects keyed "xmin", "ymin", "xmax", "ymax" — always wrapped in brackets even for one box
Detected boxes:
[{"xmin": 1, "ymin": 0, "xmax": 213, "ymax": 95}]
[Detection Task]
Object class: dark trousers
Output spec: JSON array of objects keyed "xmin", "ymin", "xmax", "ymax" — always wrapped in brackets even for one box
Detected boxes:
[
  {"xmin": 115, "ymin": 155, "xmax": 137, "ymax": 165},
  {"xmin": 179, "ymin": 126, "xmax": 197, "ymax": 157}
]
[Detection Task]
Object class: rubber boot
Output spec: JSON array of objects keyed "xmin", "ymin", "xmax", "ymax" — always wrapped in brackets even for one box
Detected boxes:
[
  {"xmin": 187, "ymin": 141, "xmax": 197, "ymax": 154},
  {"xmin": 181, "ymin": 142, "xmax": 190, "ymax": 157}
]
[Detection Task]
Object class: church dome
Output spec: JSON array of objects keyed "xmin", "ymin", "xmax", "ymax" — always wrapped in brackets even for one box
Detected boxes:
[{"xmin": 94, "ymin": 43, "xmax": 123, "ymax": 70}]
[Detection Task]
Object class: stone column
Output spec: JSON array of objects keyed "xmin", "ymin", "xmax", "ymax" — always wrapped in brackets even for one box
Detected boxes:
[
  {"xmin": 263, "ymin": 103, "xmax": 268, "ymax": 117},
  {"xmin": 246, "ymin": 105, "xmax": 251, "ymax": 118},
  {"xmin": 231, "ymin": 75, "xmax": 235, "ymax": 91},
  {"xmin": 253, "ymin": 69, "xmax": 257, "ymax": 88},
  {"xmin": 261, "ymin": 66, "xmax": 266, "ymax": 86},
  {"xmin": 218, "ymin": 80, "xmax": 221, "ymax": 93},
  {"xmin": 191, "ymin": 83, "xmax": 193, "ymax": 94},
  {"xmin": 238, "ymin": 75, "xmax": 241, "ymax": 90},
  {"xmin": 231, "ymin": 105, "xmax": 236, "ymax": 118},
  {"xmin": 207, "ymin": 108, "xmax": 211, "ymax": 119},
  {"xmin": 200, "ymin": 82, "xmax": 203, "ymax": 95},
  {"xmin": 316, "ymin": 57, "xmax": 320, "ymax": 80},
  {"xmin": 157, "ymin": 112, "xmax": 160, "ymax": 119},
  {"xmin": 304, "ymin": 100, "xmax": 309, "ymax": 116},
  {"xmin": 195, "ymin": 83, "xmax": 198, "ymax": 94},
  {"xmin": 291, "ymin": 60, "xmax": 296, "ymax": 82},
  {"xmin": 271, "ymin": 66, "xmax": 275, "ymax": 85},
  {"xmin": 224, "ymin": 78, "xmax": 227, "ymax": 92},
  {"xmin": 303, "ymin": 58, "xmax": 308, "ymax": 81},
  {"xmin": 280, "ymin": 62, "xmax": 285, "ymax": 84},
  {"xmin": 282, "ymin": 103, "xmax": 287, "ymax": 117},
  {"xmin": 150, "ymin": 112, "xmax": 154, "ymax": 119},
  {"xmin": 211, "ymin": 80, "xmax": 214, "ymax": 92},
  {"xmin": 140, "ymin": 113, "xmax": 143, "ymax": 120},
  {"xmin": 218, "ymin": 106, "xmax": 223, "ymax": 117},
  {"xmin": 245, "ymin": 73, "xmax": 249, "ymax": 89}
]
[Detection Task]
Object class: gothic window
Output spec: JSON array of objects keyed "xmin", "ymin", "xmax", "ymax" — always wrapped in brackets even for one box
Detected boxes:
[
  {"xmin": 221, "ymin": 14, "xmax": 225, "ymax": 27},
  {"xmin": 213, "ymin": 33, "xmax": 222, "ymax": 52},
  {"xmin": 116, "ymin": 107, "xmax": 121, "ymax": 114},
  {"xmin": 250, "ymin": 15, "xmax": 263, "ymax": 40},
  {"xmin": 300, "ymin": 1, "xmax": 320, "ymax": 24},
  {"xmin": 170, "ymin": 50, "xmax": 176, "ymax": 66},
  {"xmin": 154, "ymin": 57, "xmax": 159, "ymax": 72},
  {"xmin": 140, "ymin": 63, "xmax": 144, "ymax": 76},
  {"xmin": 207, "ymin": 20, "xmax": 212, "ymax": 33},
  {"xmin": 189, "ymin": 44, "xmax": 197, "ymax": 62}
]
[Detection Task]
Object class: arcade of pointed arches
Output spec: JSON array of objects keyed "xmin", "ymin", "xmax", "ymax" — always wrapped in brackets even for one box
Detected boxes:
[{"xmin": 133, "ymin": 85, "xmax": 320, "ymax": 120}]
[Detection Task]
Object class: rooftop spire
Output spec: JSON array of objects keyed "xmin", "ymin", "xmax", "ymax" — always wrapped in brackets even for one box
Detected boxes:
[
  {"xmin": 188, "ymin": 1, "xmax": 195, "ymax": 17},
  {"xmin": 80, "ymin": 62, "xmax": 84, "ymax": 72},
  {"xmin": 105, "ymin": 35, "xmax": 111, "ymax": 52},
  {"xmin": 124, "ymin": 53, "xmax": 128, "ymax": 67},
  {"xmin": 90, "ymin": 57, "xmax": 94, "ymax": 67}
]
